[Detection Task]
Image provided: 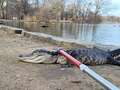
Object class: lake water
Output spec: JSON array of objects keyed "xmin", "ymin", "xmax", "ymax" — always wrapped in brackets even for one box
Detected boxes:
[{"xmin": 4, "ymin": 21, "xmax": 120, "ymax": 48}]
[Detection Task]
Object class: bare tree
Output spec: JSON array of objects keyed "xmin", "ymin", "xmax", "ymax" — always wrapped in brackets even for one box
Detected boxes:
[
  {"xmin": 70, "ymin": 0, "xmax": 108, "ymax": 23},
  {"xmin": 36, "ymin": 0, "xmax": 65, "ymax": 21},
  {"xmin": 0, "ymin": 0, "xmax": 6, "ymax": 19},
  {"xmin": 52, "ymin": 0, "xmax": 65, "ymax": 20},
  {"xmin": 21, "ymin": 0, "xmax": 30, "ymax": 15},
  {"xmin": 35, "ymin": 0, "xmax": 39, "ymax": 8},
  {"xmin": 93, "ymin": 0, "xmax": 108, "ymax": 23},
  {"xmin": 70, "ymin": 0, "xmax": 92, "ymax": 23},
  {"xmin": 14, "ymin": 0, "xmax": 30, "ymax": 20},
  {"xmin": 0, "ymin": 0, "xmax": 109, "ymax": 24}
]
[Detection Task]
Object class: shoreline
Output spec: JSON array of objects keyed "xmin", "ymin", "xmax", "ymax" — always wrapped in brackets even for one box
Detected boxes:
[
  {"xmin": 0, "ymin": 25, "xmax": 88, "ymax": 49},
  {"xmin": 0, "ymin": 25, "xmax": 119, "ymax": 51}
]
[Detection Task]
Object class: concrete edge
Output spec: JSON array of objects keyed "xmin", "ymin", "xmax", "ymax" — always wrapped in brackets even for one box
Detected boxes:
[{"xmin": 0, "ymin": 25, "xmax": 94, "ymax": 48}]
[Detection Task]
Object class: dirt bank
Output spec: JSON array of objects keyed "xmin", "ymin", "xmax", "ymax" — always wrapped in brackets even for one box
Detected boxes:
[{"xmin": 0, "ymin": 29, "xmax": 120, "ymax": 90}]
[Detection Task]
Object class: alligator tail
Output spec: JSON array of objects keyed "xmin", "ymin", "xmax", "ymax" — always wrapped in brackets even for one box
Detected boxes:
[
  {"xmin": 110, "ymin": 59, "xmax": 120, "ymax": 66},
  {"xmin": 109, "ymin": 49, "xmax": 120, "ymax": 57}
]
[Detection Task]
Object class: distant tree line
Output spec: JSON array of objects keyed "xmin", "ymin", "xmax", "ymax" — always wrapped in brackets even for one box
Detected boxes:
[
  {"xmin": 0, "ymin": 0, "xmax": 110, "ymax": 24},
  {"xmin": 105, "ymin": 16, "xmax": 120, "ymax": 23}
]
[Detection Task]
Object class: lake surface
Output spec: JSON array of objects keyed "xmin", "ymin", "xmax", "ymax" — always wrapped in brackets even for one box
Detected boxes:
[{"xmin": 4, "ymin": 21, "xmax": 120, "ymax": 48}]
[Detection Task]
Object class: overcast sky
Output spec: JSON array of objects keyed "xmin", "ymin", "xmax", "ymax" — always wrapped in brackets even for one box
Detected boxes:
[{"xmin": 109, "ymin": 0, "xmax": 120, "ymax": 16}]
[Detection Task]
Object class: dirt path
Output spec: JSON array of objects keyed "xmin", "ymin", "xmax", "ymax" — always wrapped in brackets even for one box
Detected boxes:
[{"xmin": 0, "ymin": 30, "xmax": 120, "ymax": 90}]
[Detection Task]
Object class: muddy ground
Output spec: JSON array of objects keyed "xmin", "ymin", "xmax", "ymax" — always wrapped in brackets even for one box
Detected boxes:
[{"xmin": 0, "ymin": 29, "xmax": 120, "ymax": 90}]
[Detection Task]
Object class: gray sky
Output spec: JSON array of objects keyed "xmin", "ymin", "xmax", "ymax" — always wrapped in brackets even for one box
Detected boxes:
[{"xmin": 109, "ymin": 0, "xmax": 120, "ymax": 16}]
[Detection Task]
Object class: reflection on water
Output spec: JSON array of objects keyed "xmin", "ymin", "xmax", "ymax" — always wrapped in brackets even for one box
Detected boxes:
[
  {"xmin": 93, "ymin": 24, "xmax": 120, "ymax": 46},
  {"xmin": 24, "ymin": 22, "xmax": 97, "ymax": 43},
  {"xmin": 4, "ymin": 21, "xmax": 120, "ymax": 47}
]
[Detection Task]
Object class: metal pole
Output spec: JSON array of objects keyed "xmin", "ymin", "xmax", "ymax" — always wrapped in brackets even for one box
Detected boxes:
[{"xmin": 59, "ymin": 50, "xmax": 120, "ymax": 90}]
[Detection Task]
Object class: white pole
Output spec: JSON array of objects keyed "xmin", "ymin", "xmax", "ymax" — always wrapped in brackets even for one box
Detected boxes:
[
  {"xmin": 59, "ymin": 50, "xmax": 120, "ymax": 90},
  {"xmin": 80, "ymin": 64, "xmax": 120, "ymax": 90}
]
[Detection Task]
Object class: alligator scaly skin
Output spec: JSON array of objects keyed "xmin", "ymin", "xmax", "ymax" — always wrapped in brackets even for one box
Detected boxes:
[{"xmin": 65, "ymin": 48, "xmax": 112, "ymax": 65}]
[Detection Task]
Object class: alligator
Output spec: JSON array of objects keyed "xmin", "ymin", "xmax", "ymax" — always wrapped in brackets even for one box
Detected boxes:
[{"xmin": 18, "ymin": 47, "xmax": 120, "ymax": 66}]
